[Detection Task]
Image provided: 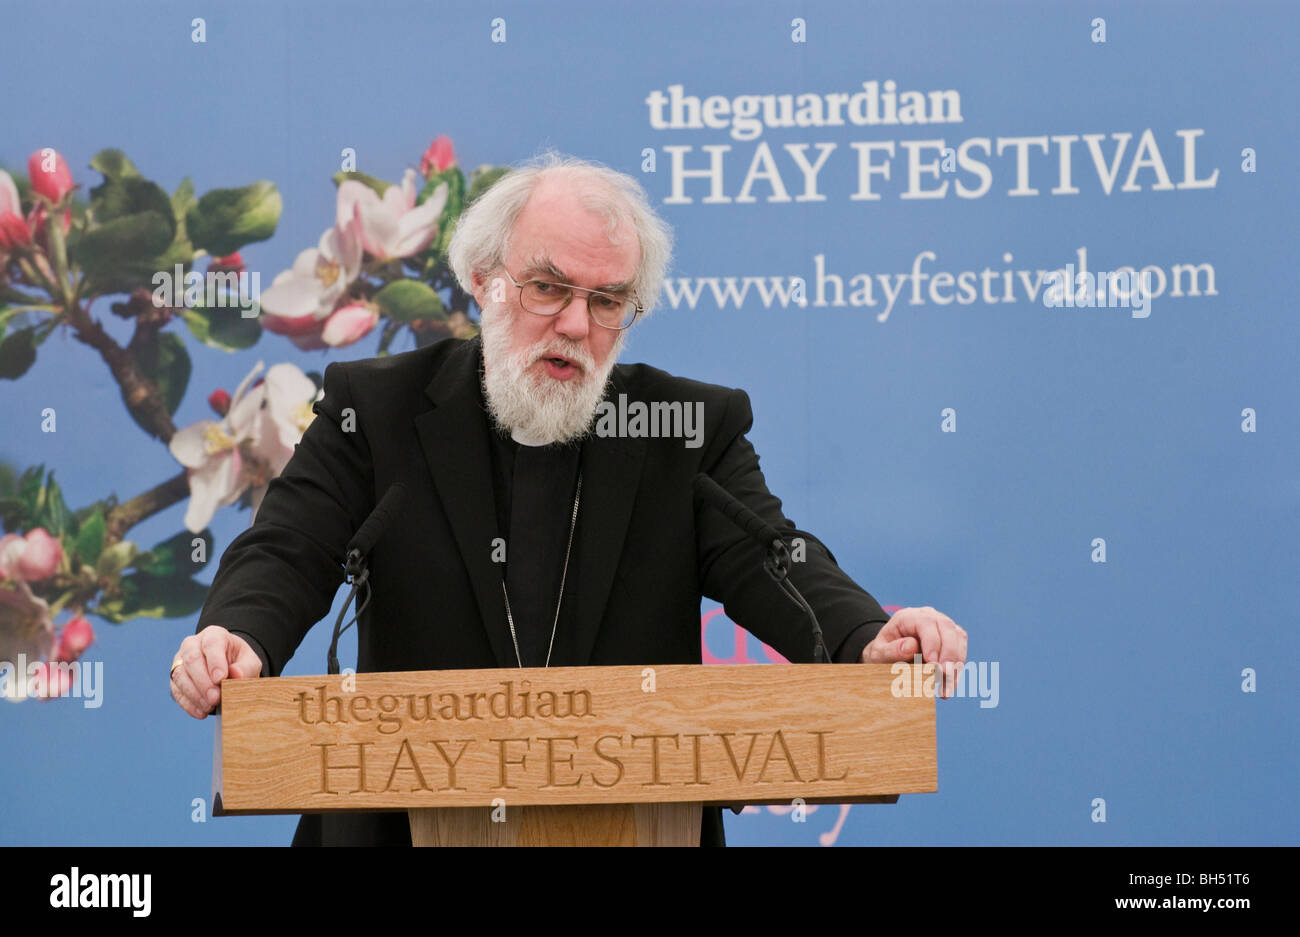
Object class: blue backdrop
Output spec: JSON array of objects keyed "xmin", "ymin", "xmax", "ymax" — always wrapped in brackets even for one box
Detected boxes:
[{"xmin": 2, "ymin": 0, "xmax": 1295, "ymax": 846}]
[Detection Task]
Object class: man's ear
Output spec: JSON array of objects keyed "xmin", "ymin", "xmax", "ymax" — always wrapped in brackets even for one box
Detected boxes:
[{"xmin": 470, "ymin": 270, "xmax": 486, "ymax": 309}]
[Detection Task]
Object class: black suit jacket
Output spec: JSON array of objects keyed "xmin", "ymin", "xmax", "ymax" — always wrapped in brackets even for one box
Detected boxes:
[{"xmin": 194, "ymin": 335, "xmax": 891, "ymax": 845}]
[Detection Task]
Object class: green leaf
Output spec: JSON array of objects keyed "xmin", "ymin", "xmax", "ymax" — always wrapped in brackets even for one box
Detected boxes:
[
  {"xmin": 186, "ymin": 181, "xmax": 281, "ymax": 256},
  {"xmin": 129, "ymin": 331, "xmax": 191, "ymax": 424},
  {"xmin": 420, "ymin": 167, "xmax": 464, "ymax": 209},
  {"xmin": 71, "ymin": 161, "xmax": 196, "ymax": 294},
  {"xmin": 374, "ymin": 279, "xmax": 446, "ymax": 323},
  {"xmin": 74, "ymin": 509, "xmax": 106, "ymax": 566},
  {"xmin": 0, "ymin": 497, "xmax": 26, "ymax": 532},
  {"xmin": 1, "ymin": 305, "xmax": 57, "ymax": 341},
  {"xmin": 89, "ymin": 174, "xmax": 173, "ymax": 228},
  {"xmin": 39, "ymin": 474, "xmax": 71, "ymax": 538},
  {"xmin": 133, "ymin": 527, "xmax": 213, "ymax": 577},
  {"xmin": 98, "ymin": 572, "xmax": 209, "ymax": 622},
  {"xmin": 95, "ymin": 540, "xmax": 138, "ymax": 579},
  {"xmin": 332, "ymin": 171, "xmax": 391, "ymax": 197},
  {"xmin": 0, "ymin": 326, "xmax": 38, "ymax": 379},
  {"xmin": 84, "ymin": 237, "xmax": 196, "ymax": 300},
  {"xmin": 419, "ymin": 167, "xmax": 466, "ymax": 257},
  {"xmin": 171, "ymin": 177, "xmax": 196, "ymax": 220},
  {"xmin": 180, "ymin": 305, "xmax": 261, "ymax": 351},
  {"xmin": 167, "ymin": 178, "xmax": 198, "ymax": 257},
  {"xmin": 88, "ymin": 149, "xmax": 142, "ymax": 182},
  {"xmin": 73, "ymin": 177, "xmax": 177, "ymax": 277},
  {"xmin": 467, "ymin": 165, "xmax": 509, "ymax": 205},
  {"xmin": 18, "ymin": 465, "xmax": 44, "ymax": 514}
]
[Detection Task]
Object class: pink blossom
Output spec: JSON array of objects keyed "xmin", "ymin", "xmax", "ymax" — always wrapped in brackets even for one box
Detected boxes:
[
  {"xmin": 0, "ymin": 170, "xmax": 31, "ymax": 250},
  {"xmin": 0, "ymin": 528, "xmax": 63, "ymax": 582},
  {"xmin": 421, "ymin": 135, "xmax": 456, "ymax": 176},
  {"xmin": 0, "ymin": 214, "xmax": 31, "ymax": 249},
  {"xmin": 0, "ymin": 578, "xmax": 54, "ymax": 693},
  {"xmin": 261, "ymin": 309, "xmax": 325, "ymax": 337},
  {"xmin": 0, "ymin": 534, "xmax": 26, "ymax": 579},
  {"xmin": 18, "ymin": 528, "xmax": 62, "ymax": 581},
  {"xmin": 27, "ymin": 149, "xmax": 74, "ymax": 202},
  {"xmin": 337, "ymin": 169, "xmax": 447, "ymax": 260},
  {"xmin": 209, "ymin": 252, "xmax": 244, "ymax": 273},
  {"xmin": 0, "ymin": 170, "xmax": 22, "ymax": 215},
  {"xmin": 259, "ymin": 223, "xmax": 362, "ymax": 335},
  {"xmin": 207, "ymin": 388, "xmax": 231, "ymax": 416},
  {"xmin": 171, "ymin": 361, "xmax": 320, "ymax": 532},
  {"xmin": 55, "ymin": 615, "xmax": 94, "ymax": 662},
  {"xmin": 321, "ymin": 302, "xmax": 378, "ymax": 347},
  {"xmin": 0, "ymin": 213, "xmax": 31, "ymax": 250},
  {"xmin": 261, "ymin": 310, "xmax": 331, "ymax": 350}
]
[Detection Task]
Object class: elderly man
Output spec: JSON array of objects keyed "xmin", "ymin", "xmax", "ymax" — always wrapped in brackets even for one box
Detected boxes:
[{"xmin": 169, "ymin": 151, "xmax": 967, "ymax": 846}]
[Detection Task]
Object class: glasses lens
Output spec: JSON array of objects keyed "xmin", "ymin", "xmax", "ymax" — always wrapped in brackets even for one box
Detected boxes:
[
  {"xmin": 588, "ymin": 292, "xmax": 636, "ymax": 329},
  {"xmin": 521, "ymin": 280, "xmax": 568, "ymax": 314}
]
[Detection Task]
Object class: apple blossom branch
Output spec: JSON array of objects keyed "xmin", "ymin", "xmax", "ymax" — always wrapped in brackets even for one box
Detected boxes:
[{"xmin": 1, "ymin": 137, "xmax": 494, "ymax": 670}]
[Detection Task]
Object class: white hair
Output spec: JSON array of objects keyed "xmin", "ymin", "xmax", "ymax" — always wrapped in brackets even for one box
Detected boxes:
[{"xmin": 447, "ymin": 149, "xmax": 675, "ymax": 316}]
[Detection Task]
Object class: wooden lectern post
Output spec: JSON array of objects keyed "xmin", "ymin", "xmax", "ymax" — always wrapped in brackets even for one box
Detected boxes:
[
  {"xmin": 406, "ymin": 803, "xmax": 701, "ymax": 846},
  {"xmin": 213, "ymin": 663, "xmax": 936, "ymax": 846}
]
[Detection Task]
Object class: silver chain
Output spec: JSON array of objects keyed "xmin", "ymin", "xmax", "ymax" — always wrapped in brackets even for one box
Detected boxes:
[{"xmin": 501, "ymin": 472, "xmax": 582, "ymax": 668}]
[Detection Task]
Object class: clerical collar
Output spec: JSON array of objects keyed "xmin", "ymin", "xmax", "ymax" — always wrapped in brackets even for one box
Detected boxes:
[{"xmin": 510, "ymin": 426, "xmax": 551, "ymax": 448}]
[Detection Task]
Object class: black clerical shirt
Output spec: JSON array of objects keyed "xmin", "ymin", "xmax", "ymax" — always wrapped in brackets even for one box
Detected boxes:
[{"xmin": 485, "ymin": 425, "xmax": 583, "ymax": 668}]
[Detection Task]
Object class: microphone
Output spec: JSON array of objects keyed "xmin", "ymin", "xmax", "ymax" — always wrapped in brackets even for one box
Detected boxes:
[
  {"xmin": 692, "ymin": 473, "xmax": 831, "ymax": 663},
  {"xmin": 345, "ymin": 482, "xmax": 408, "ymax": 577},
  {"xmin": 692, "ymin": 473, "xmax": 786, "ymax": 561},
  {"xmin": 328, "ymin": 483, "xmax": 408, "ymax": 674}
]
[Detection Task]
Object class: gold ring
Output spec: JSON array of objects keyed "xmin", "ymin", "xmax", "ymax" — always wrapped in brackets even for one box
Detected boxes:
[{"xmin": 170, "ymin": 656, "xmax": 184, "ymax": 676}]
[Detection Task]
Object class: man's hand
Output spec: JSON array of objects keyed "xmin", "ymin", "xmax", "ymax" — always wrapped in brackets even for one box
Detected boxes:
[
  {"xmin": 861, "ymin": 606, "xmax": 967, "ymax": 698},
  {"xmin": 169, "ymin": 625, "xmax": 262, "ymax": 719}
]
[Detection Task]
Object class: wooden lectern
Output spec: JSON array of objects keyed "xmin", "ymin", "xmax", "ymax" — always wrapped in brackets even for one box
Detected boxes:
[{"xmin": 213, "ymin": 663, "xmax": 936, "ymax": 846}]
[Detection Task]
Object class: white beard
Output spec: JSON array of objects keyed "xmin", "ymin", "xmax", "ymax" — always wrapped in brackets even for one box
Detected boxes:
[{"xmin": 479, "ymin": 300, "xmax": 624, "ymax": 446}]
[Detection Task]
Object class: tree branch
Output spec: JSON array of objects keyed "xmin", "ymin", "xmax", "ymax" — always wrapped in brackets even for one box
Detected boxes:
[
  {"xmin": 104, "ymin": 470, "xmax": 190, "ymax": 544},
  {"xmin": 63, "ymin": 301, "xmax": 178, "ymax": 443}
]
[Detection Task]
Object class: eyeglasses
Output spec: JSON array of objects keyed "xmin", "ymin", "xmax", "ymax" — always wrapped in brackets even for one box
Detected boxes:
[{"xmin": 499, "ymin": 267, "xmax": 642, "ymax": 331}]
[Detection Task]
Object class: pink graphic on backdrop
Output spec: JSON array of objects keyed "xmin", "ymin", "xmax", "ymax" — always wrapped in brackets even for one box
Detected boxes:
[{"xmin": 700, "ymin": 604, "xmax": 902, "ymax": 665}]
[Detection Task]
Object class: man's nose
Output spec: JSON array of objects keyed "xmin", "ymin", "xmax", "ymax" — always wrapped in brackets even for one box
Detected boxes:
[{"xmin": 553, "ymin": 292, "xmax": 591, "ymax": 341}]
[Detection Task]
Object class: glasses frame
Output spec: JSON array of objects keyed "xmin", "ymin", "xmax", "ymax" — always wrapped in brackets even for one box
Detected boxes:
[{"xmin": 499, "ymin": 267, "xmax": 642, "ymax": 331}]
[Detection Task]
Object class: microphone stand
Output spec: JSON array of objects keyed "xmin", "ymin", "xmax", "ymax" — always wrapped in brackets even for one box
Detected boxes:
[
  {"xmin": 327, "ymin": 547, "xmax": 373, "ymax": 675},
  {"xmin": 760, "ymin": 537, "xmax": 832, "ymax": 664}
]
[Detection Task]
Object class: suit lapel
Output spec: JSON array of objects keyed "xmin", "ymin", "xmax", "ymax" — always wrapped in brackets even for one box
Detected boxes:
[
  {"xmin": 571, "ymin": 369, "xmax": 647, "ymax": 665},
  {"xmin": 414, "ymin": 337, "xmax": 516, "ymax": 668}
]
